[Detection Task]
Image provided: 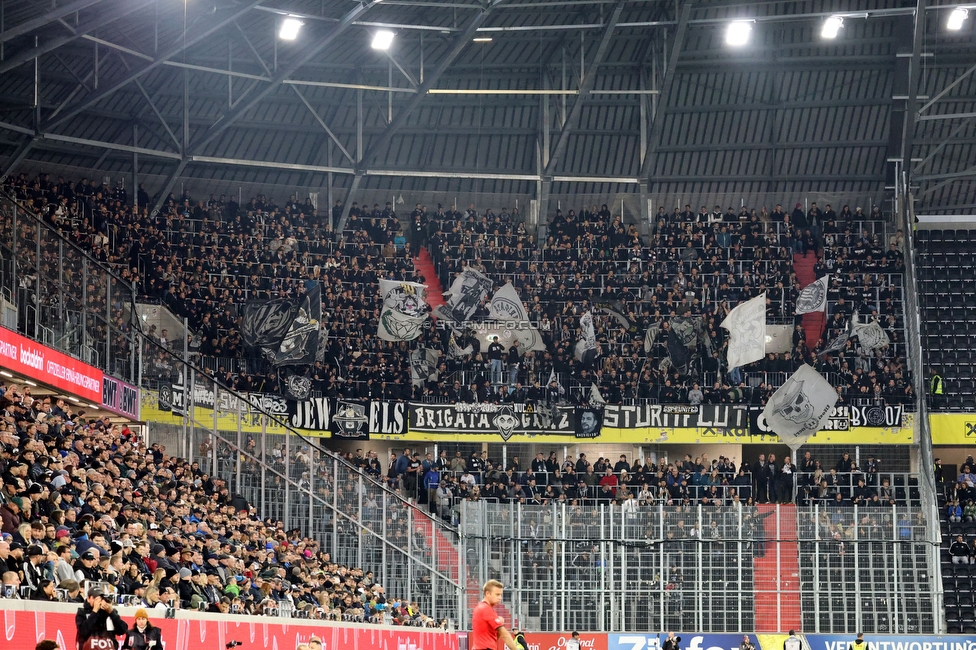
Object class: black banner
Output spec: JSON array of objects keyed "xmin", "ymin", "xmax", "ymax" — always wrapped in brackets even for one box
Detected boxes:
[
  {"xmin": 409, "ymin": 402, "xmax": 575, "ymax": 440},
  {"xmin": 575, "ymin": 408, "xmax": 603, "ymax": 439},
  {"xmin": 287, "ymin": 397, "xmax": 406, "ymax": 438}
]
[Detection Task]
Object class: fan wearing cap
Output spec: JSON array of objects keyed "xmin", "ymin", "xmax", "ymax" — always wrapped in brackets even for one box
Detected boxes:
[
  {"xmin": 76, "ymin": 586, "xmax": 128, "ymax": 650},
  {"xmin": 121, "ymin": 608, "xmax": 162, "ymax": 650}
]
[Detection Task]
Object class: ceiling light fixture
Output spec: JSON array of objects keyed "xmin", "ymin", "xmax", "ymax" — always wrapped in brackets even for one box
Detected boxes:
[
  {"xmin": 371, "ymin": 30, "xmax": 395, "ymax": 50},
  {"xmin": 473, "ymin": 37, "xmax": 492, "ymax": 42},
  {"xmin": 279, "ymin": 17, "xmax": 303, "ymax": 41},
  {"xmin": 822, "ymin": 15, "xmax": 844, "ymax": 39},
  {"xmin": 68, "ymin": 397, "xmax": 80, "ymax": 402},
  {"xmin": 24, "ymin": 380, "xmax": 37, "ymax": 386},
  {"xmin": 948, "ymin": 8, "xmax": 969, "ymax": 31},
  {"xmin": 0, "ymin": 371, "xmax": 11, "ymax": 378},
  {"xmin": 726, "ymin": 21, "xmax": 752, "ymax": 46}
]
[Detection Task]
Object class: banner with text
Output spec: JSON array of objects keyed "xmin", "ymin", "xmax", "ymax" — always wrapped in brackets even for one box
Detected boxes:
[
  {"xmin": 0, "ymin": 605, "xmax": 458, "ymax": 650},
  {"xmin": 101, "ymin": 374, "xmax": 140, "ymax": 420},
  {"xmin": 408, "ymin": 402, "xmax": 576, "ymax": 441},
  {"xmin": 147, "ymin": 376, "xmax": 406, "ymax": 438},
  {"xmin": 0, "ymin": 326, "xmax": 103, "ymax": 403}
]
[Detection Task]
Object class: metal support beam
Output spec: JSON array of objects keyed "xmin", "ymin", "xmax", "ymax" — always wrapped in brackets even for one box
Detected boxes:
[
  {"xmin": 541, "ymin": 1, "xmax": 624, "ymax": 178},
  {"xmin": 901, "ymin": 0, "xmax": 926, "ymax": 186},
  {"xmin": 289, "ymin": 85, "xmax": 356, "ymax": 164},
  {"xmin": 192, "ymin": 1, "xmax": 376, "ymax": 155},
  {"xmin": 0, "ymin": 139, "xmax": 36, "ymax": 179},
  {"xmin": 912, "ymin": 119, "xmax": 973, "ymax": 173},
  {"xmin": 640, "ymin": 2, "xmax": 692, "ymax": 180},
  {"xmin": 917, "ymin": 111, "xmax": 976, "ymax": 122},
  {"xmin": 0, "ymin": 0, "xmax": 107, "ymax": 45},
  {"xmin": 43, "ymin": 0, "xmax": 264, "ymax": 131},
  {"xmin": 360, "ymin": 3, "xmax": 500, "ymax": 169},
  {"xmin": 917, "ymin": 60, "xmax": 976, "ymax": 116},
  {"xmin": 149, "ymin": 159, "xmax": 189, "ymax": 217},
  {"xmin": 386, "ymin": 51, "xmax": 419, "ymax": 88},
  {"xmin": 336, "ymin": 173, "xmax": 363, "ymax": 238}
]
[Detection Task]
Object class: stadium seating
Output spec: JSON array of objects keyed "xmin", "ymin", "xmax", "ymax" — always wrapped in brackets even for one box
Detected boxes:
[
  {"xmin": 916, "ymin": 228, "xmax": 976, "ymax": 409},
  {"xmin": 1, "ymin": 174, "xmax": 908, "ymax": 412},
  {"xmin": 0, "ymin": 379, "xmax": 440, "ymax": 625}
]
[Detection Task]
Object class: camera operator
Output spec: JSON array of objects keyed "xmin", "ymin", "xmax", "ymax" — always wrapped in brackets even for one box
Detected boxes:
[{"xmin": 76, "ymin": 586, "xmax": 128, "ymax": 650}]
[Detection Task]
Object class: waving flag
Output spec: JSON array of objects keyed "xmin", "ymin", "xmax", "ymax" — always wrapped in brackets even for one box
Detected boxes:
[
  {"xmin": 761, "ymin": 364, "xmax": 838, "ymax": 451},
  {"xmin": 796, "ymin": 275, "xmax": 829, "ymax": 314},
  {"xmin": 721, "ymin": 293, "xmax": 767, "ymax": 369},
  {"xmin": 378, "ymin": 280, "xmax": 428, "ymax": 342}
]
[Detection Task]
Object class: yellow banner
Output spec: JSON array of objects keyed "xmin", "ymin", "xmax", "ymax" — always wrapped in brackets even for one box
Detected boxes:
[{"xmin": 930, "ymin": 413, "xmax": 976, "ymax": 445}]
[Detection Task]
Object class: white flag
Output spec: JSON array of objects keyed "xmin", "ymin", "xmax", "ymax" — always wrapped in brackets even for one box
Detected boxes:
[
  {"xmin": 489, "ymin": 283, "xmax": 546, "ymax": 351},
  {"xmin": 575, "ymin": 311, "xmax": 597, "ymax": 362},
  {"xmin": 761, "ymin": 364, "xmax": 838, "ymax": 450},
  {"xmin": 720, "ymin": 293, "xmax": 767, "ymax": 370},
  {"xmin": 589, "ymin": 382, "xmax": 606, "ymax": 406},
  {"xmin": 796, "ymin": 275, "xmax": 829, "ymax": 315},
  {"xmin": 854, "ymin": 321, "xmax": 890, "ymax": 352},
  {"xmin": 378, "ymin": 280, "xmax": 428, "ymax": 342}
]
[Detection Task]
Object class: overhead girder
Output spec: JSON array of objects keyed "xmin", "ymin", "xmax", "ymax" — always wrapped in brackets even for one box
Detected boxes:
[{"xmin": 42, "ymin": 0, "xmax": 266, "ymax": 132}]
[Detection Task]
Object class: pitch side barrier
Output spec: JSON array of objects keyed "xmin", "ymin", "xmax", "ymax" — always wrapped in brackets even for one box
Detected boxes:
[
  {"xmin": 0, "ymin": 601, "xmax": 457, "ymax": 650},
  {"xmin": 458, "ymin": 634, "xmax": 972, "ymax": 650}
]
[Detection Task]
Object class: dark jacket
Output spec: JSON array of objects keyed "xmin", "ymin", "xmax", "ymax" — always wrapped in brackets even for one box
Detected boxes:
[
  {"xmin": 76, "ymin": 602, "xmax": 129, "ymax": 650},
  {"xmin": 122, "ymin": 622, "xmax": 162, "ymax": 650}
]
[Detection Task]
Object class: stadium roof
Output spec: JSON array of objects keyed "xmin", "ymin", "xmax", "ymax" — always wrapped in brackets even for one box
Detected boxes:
[{"xmin": 0, "ymin": 0, "xmax": 974, "ymax": 213}]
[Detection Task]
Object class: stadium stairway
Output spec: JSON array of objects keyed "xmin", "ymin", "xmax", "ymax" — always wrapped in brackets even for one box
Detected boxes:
[
  {"xmin": 413, "ymin": 516, "xmax": 514, "ymax": 623},
  {"xmin": 793, "ymin": 252, "xmax": 826, "ymax": 346},
  {"xmin": 753, "ymin": 504, "xmax": 802, "ymax": 632},
  {"xmin": 414, "ymin": 247, "xmax": 447, "ymax": 312}
]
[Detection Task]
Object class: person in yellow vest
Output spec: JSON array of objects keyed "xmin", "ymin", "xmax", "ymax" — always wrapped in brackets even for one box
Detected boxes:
[
  {"xmin": 929, "ymin": 369, "xmax": 944, "ymax": 409},
  {"xmin": 849, "ymin": 632, "xmax": 867, "ymax": 650}
]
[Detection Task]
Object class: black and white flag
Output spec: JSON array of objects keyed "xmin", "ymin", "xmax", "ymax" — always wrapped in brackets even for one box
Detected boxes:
[
  {"xmin": 242, "ymin": 298, "xmax": 298, "ymax": 350},
  {"xmin": 488, "ymin": 283, "xmax": 546, "ymax": 351},
  {"xmin": 855, "ymin": 320, "xmax": 890, "ymax": 352},
  {"xmin": 574, "ymin": 311, "xmax": 598, "ymax": 365},
  {"xmin": 409, "ymin": 348, "xmax": 440, "ymax": 387},
  {"xmin": 378, "ymin": 279, "xmax": 428, "ymax": 342},
  {"xmin": 437, "ymin": 267, "xmax": 492, "ymax": 325},
  {"xmin": 274, "ymin": 282, "xmax": 321, "ymax": 366},
  {"xmin": 643, "ymin": 322, "xmax": 661, "ymax": 354},
  {"xmin": 721, "ymin": 293, "xmax": 766, "ymax": 370},
  {"xmin": 796, "ymin": 275, "xmax": 829, "ymax": 315},
  {"xmin": 820, "ymin": 320, "xmax": 854, "ymax": 356},
  {"xmin": 242, "ymin": 283, "xmax": 321, "ymax": 366},
  {"xmin": 761, "ymin": 364, "xmax": 838, "ymax": 451},
  {"xmin": 284, "ymin": 373, "xmax": 313, "ymax": 400}
]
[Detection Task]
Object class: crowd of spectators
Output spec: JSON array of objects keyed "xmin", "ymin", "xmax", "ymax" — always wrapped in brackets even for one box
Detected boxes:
[
  {"xmin": 0, "ymin": 381, "xmax": 441, "ymax": 627},
  {"xmin": 0, "ymin": 172, "xmax": 909, "ymax": 410},
  {"xmin": 388, "ymin": 200, "xmax": 909, "ymax": 407},
  {"xmin": 339, "ymin": 446, "xmax": 908, "ymax": 523}
]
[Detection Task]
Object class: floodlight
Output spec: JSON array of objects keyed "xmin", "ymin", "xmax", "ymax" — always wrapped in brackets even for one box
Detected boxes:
[
  {"xmin": 822, "ymin": 15, "xmax": 844, "ymax": 39},
  {"xmin": 372, "ymin": 30, "xmax": 395, "ymax": 50},
  {"xmin": 726, "ymin": 21, "xmax": 752, "ymax": 46},
  {"xmin": 948, "ymin": 8, "xmax": 969, "ymax": 31},
  {"xmin": 279, "ymin": 17, "xmax": 302, "ymax": 41}
]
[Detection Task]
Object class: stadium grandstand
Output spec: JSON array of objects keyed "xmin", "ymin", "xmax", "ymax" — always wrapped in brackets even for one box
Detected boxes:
[{"xmin": 0, "ymin": 0, "xmax": 975, "ymax": 648}]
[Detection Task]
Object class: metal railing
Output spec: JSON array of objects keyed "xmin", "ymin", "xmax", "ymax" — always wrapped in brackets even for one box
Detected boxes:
[
  {"xmin": 0, "ymin": 190, "xmax": 138, "ymax": 384},
  {"xmin": 459, "ymin": 501, "xmax": 938, "ymax": 633},
  {"xmin": 140, "ymin": 362, "xmax": 465, "ymax": 626}
]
